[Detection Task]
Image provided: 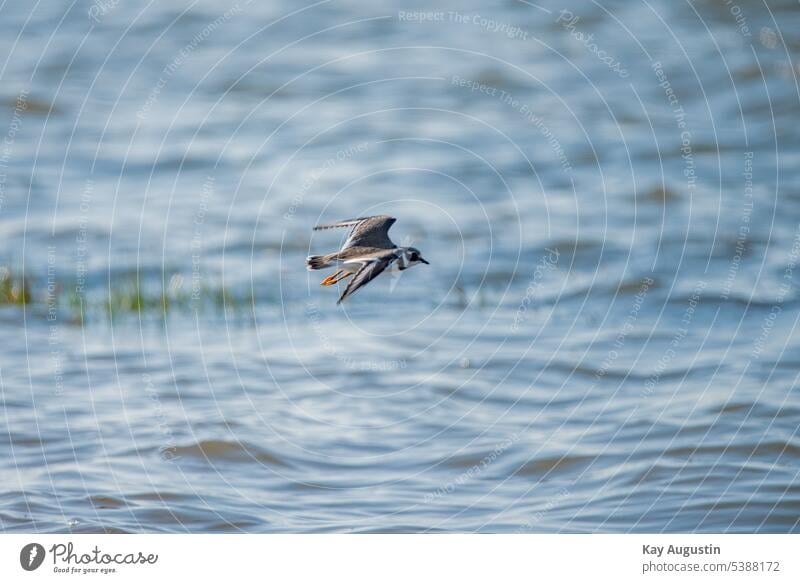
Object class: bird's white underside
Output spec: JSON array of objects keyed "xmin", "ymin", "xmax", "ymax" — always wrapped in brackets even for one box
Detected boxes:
[{"xmin": 340, "ymin": 253, "xmax": 407, "ymax": 273}]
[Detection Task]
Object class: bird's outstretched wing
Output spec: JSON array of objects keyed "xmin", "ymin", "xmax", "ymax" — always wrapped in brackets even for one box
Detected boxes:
[
  {"xmin": 337, "ymin": 251, "xmax": 399, "ymax": 304},
  {"xmin": 314, "ymin": 215, "xmax": 397, "ymax": 249}
]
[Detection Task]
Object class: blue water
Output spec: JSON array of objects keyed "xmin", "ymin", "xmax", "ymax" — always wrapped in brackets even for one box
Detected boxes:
[{"xmin": 1, "ymin": 0, "xmax": 800, "ymax": 532}]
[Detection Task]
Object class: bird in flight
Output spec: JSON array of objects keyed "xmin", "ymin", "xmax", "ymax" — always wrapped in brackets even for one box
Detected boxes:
[{"xmin": 306, "ymin": 215, "xmax": 429, "ymax": 304}]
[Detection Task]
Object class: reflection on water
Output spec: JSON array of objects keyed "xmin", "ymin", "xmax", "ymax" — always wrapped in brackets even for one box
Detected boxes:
[{"xmin": 1, "ymin": 0, "xmax": 800, "ymax": 532}]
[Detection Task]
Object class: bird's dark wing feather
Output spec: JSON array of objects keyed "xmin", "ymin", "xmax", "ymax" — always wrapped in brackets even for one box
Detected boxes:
[
  {"xmin": 337, "ymin": 251, "xmax": 399, "ymax": 304},
  {"xmin": 313, "ymin": 215, "xmax": 397, "ymax": 249},
  {"xmin": 313, "ymin": 217, "xmax": 369, "ymax": 231}
]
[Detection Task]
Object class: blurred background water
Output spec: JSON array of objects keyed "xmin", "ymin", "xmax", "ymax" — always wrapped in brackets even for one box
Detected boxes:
[{"xmin": 1, "ymin": 0, "xmax": 799, "ymax": 533}]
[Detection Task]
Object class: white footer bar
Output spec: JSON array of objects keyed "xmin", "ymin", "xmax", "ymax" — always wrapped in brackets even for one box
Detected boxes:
[{"xmin": 0, "ymin": 534, "xmax": 795, "ymax": 582}]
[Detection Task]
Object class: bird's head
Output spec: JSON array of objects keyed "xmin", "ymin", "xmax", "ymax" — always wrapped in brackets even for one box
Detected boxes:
[{"xmin": 403, "ymin": 247, "xmax": 429, "ymax": 267}]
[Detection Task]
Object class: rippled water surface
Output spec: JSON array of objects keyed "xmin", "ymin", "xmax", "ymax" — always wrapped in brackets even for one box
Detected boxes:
[{"xmin": 2, "ymin": 0, "xmax": 800, "ymax": 533}]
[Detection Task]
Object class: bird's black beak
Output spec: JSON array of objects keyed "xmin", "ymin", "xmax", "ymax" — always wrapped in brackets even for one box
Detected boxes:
[{"xmin": 421, "ymin": 258, "xmax": 430, "ymax": 265}]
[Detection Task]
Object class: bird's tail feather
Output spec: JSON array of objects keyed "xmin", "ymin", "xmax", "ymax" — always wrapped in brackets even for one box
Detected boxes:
[{"xmin": 306, "ymin": 254, "xmax": 332, "ymax": 270}]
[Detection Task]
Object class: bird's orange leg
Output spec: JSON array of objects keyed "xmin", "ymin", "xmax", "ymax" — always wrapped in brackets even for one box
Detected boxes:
[
  {"xmin": 320, "ymin": 270, "xmax": 344, "ymax": 286},
  {"xmin": 331, "ymin": 271, "xmax": 353, "ymax": 285}
]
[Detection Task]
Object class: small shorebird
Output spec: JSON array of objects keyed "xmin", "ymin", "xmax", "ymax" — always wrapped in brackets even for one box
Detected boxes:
[{"xmin": 306, "ymin": 215, "xmax": 429, "ymax": 303}]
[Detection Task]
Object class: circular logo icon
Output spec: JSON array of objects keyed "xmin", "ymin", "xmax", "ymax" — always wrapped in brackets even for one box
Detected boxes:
[{"xmin": 20, "ymin": 543, "xmax": 45, "ymax": 571}]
